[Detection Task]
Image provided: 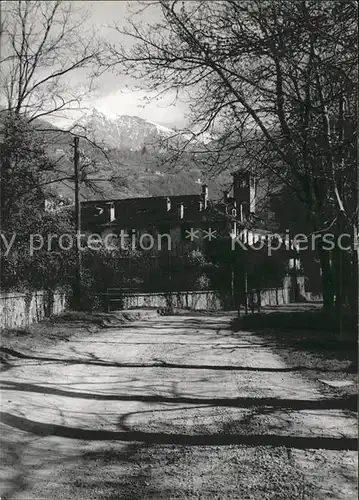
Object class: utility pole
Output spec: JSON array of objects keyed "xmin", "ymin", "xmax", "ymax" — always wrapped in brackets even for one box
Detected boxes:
[
  {"xmin": 244, "ymin": 271, "xmax": 248, "ymax": 316},
  {"xmin": 292, "ymin": 249, "xmax": 299, "ymax": 302},
  {"xmin": 73, "ymin": 137, "xmax": 82, "ymax": 308}
]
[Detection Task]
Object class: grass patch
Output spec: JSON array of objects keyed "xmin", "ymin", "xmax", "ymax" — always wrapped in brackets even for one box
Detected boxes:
[
  {"xmin": 232, "ymin": 307, "xmax": 358, "ymax": 397},
  {"xmin": 232, "ymin": 308, "xmax": 357, "ymax": 361},
  {"xmin": 234, "ymin": 308, "xmax": 357, "ymax": 339}
]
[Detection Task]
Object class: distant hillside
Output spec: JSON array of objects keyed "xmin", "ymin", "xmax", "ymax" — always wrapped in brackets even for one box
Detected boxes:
[
  {"xmin": 0, "ymin": 107, "xmax": 232, "ymax": 202},
  {"xmin": 1, "ymin": 107, "xmax": 277, "ymax": 226},
  {"xmin": 32, "ymin": 113, "xmax": 231, "ymax": 202}
]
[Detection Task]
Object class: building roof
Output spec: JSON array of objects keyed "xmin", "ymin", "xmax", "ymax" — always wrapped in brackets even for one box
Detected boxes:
[{"xmin": 81, "ymin": 194, "xmax": 237, "ymax": 231}]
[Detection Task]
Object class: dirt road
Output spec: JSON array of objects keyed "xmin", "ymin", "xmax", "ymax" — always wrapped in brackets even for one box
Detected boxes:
[{"xmin": 0, "ymin": 313, "xmax": 357, "ymax": 499}]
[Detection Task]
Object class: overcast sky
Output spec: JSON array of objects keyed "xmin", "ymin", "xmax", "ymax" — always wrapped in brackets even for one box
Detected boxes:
[{"xmin": 54, "ymin": 1, "xmax": 189, "ymax": 129}]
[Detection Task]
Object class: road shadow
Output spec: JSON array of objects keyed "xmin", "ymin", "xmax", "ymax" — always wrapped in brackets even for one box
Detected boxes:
[
  {"xmin": 2, "ymin": 346, "xmax": 355, "ymax": 373},
  {"xmin": 1, "ymin": 380, "xmax": 357, "ymax": 410},
  {"xmin": 0, "ymin": 411, "xmax": 356, "ymax": 451},
  {"xmin": 1, "ymin": 311, "xmax": 357, "ymax": 499}
]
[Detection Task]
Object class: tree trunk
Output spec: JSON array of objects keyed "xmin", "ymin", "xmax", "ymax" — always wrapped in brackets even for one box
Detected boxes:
[
  {"xmin": 348, "ymin": 248, "xmax": 358, "ymax": 315},
  {"xmin": 332, "ymin": 221, "xmax": 358, "ymax": 333},
  {"xmin": 318, "ymin": 245, "xmax": 334, "ymax": 314},
  {"xmin": 332, "ymin": 222, "xmax": 343, "ymax": 325}
]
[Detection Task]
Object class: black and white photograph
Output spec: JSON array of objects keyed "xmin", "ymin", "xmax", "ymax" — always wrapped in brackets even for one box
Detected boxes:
[{"xmin": 0, "ymin": 1, "xmax": 358, "ymax": 498}]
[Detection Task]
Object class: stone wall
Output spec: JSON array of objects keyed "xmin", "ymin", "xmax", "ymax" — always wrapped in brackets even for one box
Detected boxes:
[
  {"xmin": 250, "ymin": 287, "xmax": 290, "ymax": 307},
  {"xmin": 109, "ymin": 290, "xmax": 230, "ymax": 312},
  {"xmin": 0, "ymin": 290, "xmax": 68, "ymax": 330},
  {"xmin": 108, "ymin": 286, "xmax": 292, "ymax": 312}
]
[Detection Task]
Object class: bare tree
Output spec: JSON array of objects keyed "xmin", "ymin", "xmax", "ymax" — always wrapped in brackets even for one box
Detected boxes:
[
  {"xmin": 109, "ymin": 0, "xmax": 357, "ymax": 315},
  {"xmin": 0, "ymin": 0, "xmax": 104, "ymax": 122},
  {"xmin": 0, "ymin": 1, "xmax": 120, "ymax": 203}
]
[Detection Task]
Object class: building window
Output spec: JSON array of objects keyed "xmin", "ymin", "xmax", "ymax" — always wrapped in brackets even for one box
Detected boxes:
[{"xmin": 109, "ymin": 204, "xmax": 115, "ymax": 222}]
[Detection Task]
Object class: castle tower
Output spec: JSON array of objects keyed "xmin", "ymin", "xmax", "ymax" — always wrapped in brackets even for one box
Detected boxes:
[
  {"xmin": 232, "ymin": 170, "xmax": 256, "ymax": 220},
  {"xmin": 201, "ymin": 184, "xmax": 208, "ymax": 209}
]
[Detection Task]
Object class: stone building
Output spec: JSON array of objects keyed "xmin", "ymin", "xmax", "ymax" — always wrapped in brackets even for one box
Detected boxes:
[{"xmin": 80, "ymin": 169, "xmax": 304, "ymax": 299}]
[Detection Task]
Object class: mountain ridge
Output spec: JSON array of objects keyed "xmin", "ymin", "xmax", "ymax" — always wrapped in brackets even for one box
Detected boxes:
[
  {"xmin": 73, "ymin": 108, "xmax": 175, "ymax": 151},
  {"xmin": 0, "ymin": 107, "xmax": 230, "ymax": 202}
]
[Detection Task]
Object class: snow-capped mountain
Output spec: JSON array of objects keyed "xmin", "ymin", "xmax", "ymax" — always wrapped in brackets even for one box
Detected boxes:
[{"xmin": 74, "ymin": 108, "xmax": 175, "ymax": 150}]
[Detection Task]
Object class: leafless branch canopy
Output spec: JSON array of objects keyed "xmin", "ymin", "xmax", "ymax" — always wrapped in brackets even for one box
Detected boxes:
[
  {"xmin": 109, "ymin": 0, "xmax": 357, "ymax": 229},
  {"xmin": 0, "ymin": 0, "xmax": 105, "ymax": 122}
]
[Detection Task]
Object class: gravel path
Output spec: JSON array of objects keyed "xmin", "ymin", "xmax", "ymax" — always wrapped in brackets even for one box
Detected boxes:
[{"xmin": 0, "ymin": 313, "xmax": 357, "ymax": 499}]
